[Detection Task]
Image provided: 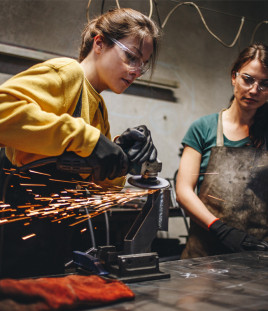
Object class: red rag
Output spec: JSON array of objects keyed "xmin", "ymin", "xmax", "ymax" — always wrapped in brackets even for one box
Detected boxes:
[{"xmin": 0, "ymin": 274, "xmax": 135, "ymax": 310}]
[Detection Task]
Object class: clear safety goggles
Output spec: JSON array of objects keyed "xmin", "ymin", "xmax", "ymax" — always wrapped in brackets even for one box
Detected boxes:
[
  {"xmin": 236, "ymin": 72, "xmax": 268, "ymax": 92},
  {"xmin": 108, "ymin": 36, "xmax": 150, "ymax": 75}
]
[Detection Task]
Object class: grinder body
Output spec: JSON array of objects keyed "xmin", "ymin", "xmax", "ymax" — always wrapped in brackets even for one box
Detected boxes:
[
  {"xmin": 128, "ymin": 159, "xmax": 169, "ymax": 190},
  {"xmin": 56, "ymin": 152, "xmax": 169, "ymax": 190}
]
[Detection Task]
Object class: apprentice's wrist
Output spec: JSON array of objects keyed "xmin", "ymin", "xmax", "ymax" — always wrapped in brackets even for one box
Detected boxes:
[
  {"xmin": 113, "ymin": 135, "xmax": 120, "ymax": 143},
  {"xmin": 208, "ymin": 218, "xmax": 220, "ymax": 229}
]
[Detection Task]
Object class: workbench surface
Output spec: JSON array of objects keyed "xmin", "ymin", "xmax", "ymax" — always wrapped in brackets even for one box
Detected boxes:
[{"xmin": 97, "ymin": 251, "xmax": 268, "ymax": 311}]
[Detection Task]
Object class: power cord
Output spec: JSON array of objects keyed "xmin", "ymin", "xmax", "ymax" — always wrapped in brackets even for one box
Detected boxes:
[
  {"xmin": 86, "ymin": 0, "xmax": 266, "ymax": 48},
  {"xmin": 161, "ymin": 1, "xmax": 245, "ymax": 48},
  {"xmin": 250, "ymin": 20, "xmax": 268, "ymax": 44}
]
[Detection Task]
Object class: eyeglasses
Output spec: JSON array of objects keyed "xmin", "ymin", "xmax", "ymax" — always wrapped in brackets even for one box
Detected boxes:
[
  {"xmin": 236, "ymin": 72, "xmax": 268, "ymax": 92},
  {"xmin": 108, "ymin": 37, "xmax": 150, "ymax": 75}
]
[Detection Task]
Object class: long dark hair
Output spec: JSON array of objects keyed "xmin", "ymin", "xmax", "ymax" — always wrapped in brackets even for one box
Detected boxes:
[{"xmin": 231, "ymin": 43, "xmax": 268, "ymax": 148}]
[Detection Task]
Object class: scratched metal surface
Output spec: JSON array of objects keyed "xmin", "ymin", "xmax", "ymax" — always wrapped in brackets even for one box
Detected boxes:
[{"xmin": 95, "ymin": 251, "xmax": 268, "ymax": 311}]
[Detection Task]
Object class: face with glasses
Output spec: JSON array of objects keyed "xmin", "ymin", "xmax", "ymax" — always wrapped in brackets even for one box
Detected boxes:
[
  {"xmin": 232, "ymin": 59, "xmax": 268, "ymax": 111},
  {"xmin": 90, "ymin": 35, "xmax": 153, "ymax": 94}
]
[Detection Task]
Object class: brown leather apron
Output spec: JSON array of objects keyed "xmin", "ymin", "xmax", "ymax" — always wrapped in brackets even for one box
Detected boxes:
[{"xmin": 181, "ymin": 109, "xmax": 268, "ymax": 259}]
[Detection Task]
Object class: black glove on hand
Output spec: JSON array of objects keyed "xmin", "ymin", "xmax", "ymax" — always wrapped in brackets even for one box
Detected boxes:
[
  {"xmin": 115, "ymin": 125, "xmax": 157, "ymax": 164},
  {"xmin": 86, "ymin": 133, "xmax": 128, "ymax": 181},
  {"xmin": 209, "ymin": 219, "xmax": 268, "ymax": 252},
  {"xmin": 242, "ymin": 235, "xmax": 268, "ymax": 251}
]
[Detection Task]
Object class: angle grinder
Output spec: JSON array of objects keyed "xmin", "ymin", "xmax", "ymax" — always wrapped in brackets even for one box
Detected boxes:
[
  {"xmin": 56, "ymin": 153, "xmax": 169, "ymax": 190},
  {"xmin": 44, "ymin": 151, "xmax": 169, "ymax": 190},
  {"xmin": 127, "ymin": 159, "xmax": 169, "ymax": 190}
]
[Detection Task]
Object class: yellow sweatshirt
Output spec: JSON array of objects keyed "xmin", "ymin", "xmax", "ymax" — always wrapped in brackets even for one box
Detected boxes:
[{"xmin": 0, "ymin": 57, "xmax": 125, "ymax": 188}]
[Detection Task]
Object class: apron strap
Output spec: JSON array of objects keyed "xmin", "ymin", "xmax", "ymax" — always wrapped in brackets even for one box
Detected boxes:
[
  {"xmin": 72, "ymin": 86, "xmax": 83, "ymax": 118},
  {"xmin": 216, "ymin": 109, "xmax": 227, "ymax": 147}
]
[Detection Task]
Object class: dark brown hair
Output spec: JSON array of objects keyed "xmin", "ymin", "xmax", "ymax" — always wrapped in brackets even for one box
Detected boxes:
[
  {"xmin": 78, "ymin": 8, "xmax": 161, "ymax": 73},
  {"xmin": 231, "ymin": 43, "xmax": 268, "ymax": 148}
]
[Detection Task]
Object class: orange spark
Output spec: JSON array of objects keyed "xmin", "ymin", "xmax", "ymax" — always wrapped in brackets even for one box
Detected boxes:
[
  {"xmin": 207, "ymin": 194, "xmax": 225, "ymax": 202},
  {"xmin": 22, "ymin": 233, "xmax": 36, "ymax": 240}
]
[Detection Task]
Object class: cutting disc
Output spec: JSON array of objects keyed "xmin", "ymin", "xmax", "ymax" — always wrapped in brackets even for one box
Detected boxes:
[{"xmin": 128, "ymin": 175, "xmax": 170, "ymax": 189}]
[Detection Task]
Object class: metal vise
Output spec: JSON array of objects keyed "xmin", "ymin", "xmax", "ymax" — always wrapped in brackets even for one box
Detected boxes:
[{"xmin": 97, "ymin": 188, "xmax": 171, "ymax": 283}]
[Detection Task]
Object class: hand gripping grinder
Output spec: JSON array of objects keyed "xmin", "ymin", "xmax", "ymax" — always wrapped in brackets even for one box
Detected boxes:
[{"xmin": 20, "ymin": 152, "xmax": 170, "ymax": 191}]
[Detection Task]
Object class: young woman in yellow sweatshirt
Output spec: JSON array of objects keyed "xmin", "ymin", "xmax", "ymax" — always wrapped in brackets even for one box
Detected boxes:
[
  {"xmin": 0, "ymin": 8, "xmax": 161, "ymax": 277},
  {"xmin": 0, "ymin": 8, "xmax": 161, "ymax": 202}
]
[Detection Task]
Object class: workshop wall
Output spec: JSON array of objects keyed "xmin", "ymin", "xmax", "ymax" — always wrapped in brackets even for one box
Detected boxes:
[{"xmin": 0, "ymin": 0, "xmax": 267, "ymax": 181}]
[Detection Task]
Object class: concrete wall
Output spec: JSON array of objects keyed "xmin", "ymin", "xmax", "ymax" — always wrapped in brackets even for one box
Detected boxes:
[{"xmin": 0, "ymin": 0, "xmax": 267, "ymax": 180}]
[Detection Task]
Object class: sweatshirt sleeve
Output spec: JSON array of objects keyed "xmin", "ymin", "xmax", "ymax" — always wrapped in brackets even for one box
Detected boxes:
[{"xmin": 0, "ymin": 59, "xmax": 100, "ymax": 165}]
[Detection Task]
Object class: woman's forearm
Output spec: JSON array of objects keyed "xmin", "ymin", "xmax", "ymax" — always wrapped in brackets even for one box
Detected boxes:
[{"xmin": 176, "ymin": 185, "xmax": 216, "ymax": 229}]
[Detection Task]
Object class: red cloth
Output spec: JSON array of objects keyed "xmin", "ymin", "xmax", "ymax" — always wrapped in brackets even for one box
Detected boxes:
[{"xmin": 0, "ymin": 274, "xmax": 135, "ymax": 311}]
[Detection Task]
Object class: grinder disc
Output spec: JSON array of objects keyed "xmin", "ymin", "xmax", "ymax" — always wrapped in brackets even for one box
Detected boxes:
[{"xmin": 128, "ymin": 175, "xmax": 170, "ymax": 189}]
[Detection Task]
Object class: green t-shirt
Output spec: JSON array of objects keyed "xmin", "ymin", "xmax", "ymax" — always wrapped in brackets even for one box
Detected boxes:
[{"xmin": 182, "ymin": 113, "xmax": 251, "ymax": 191}]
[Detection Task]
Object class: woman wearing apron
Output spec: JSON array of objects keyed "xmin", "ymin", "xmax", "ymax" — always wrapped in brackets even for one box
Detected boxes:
[{"xmin": 176, "ymin": 43, "xmax": 268, "ymax": 259}]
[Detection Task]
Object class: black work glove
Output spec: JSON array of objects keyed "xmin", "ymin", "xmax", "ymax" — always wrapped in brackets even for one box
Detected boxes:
[
  {"xmin": 115, "ymin": 125, "xmax": 157, "ymax": 164},
  {"xmin": 209, "ymin": 219, "xmax": 268, "ymax": 252},
  {"xmin": 86, "ymin": 133, "xmax": 129, "ymax": 181}
]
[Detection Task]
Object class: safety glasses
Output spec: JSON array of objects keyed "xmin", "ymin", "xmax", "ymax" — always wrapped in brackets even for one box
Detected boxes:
[
  {"xmin": 236, "ymin": 72, "xmax": 268, "ymax": 92},
  {"xmin": 108, "ymin": 37, "xmax": 150, "ymax": 75}
]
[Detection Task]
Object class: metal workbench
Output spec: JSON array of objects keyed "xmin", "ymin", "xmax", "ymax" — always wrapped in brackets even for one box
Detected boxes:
[{"xmin": 96, "ymin": 251, "xmax": 268, "ymax": 311}]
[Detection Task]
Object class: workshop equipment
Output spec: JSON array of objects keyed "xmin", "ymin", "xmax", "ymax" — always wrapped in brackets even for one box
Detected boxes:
[
  {"xmin": 67, "ymin": 188, "xmax": 171, "ymax": 282},
  {"xmin": 57, "ymin": 152, "xmax": 170, "ymax": 190},
  {"xmin": 1, "ymin": 152, "xmax": 168, "ymax": 202},
  {"xmin": 56, "ymin": 152, "xmax": 171, "ymax": 281},
  {"xmin": 72, "ymin": 251, "xmax": 108, "ymax": 276},
  {"xmin": 1, "ymin": 152, "xmax": 171, "ymax": 282},
  {"xmin": 128, "ymin": 158, "xmax": 170, "ymax": 190},
  {"xmin": 96, "ymin": 188, "xmax": 171, "ymax": 282}
]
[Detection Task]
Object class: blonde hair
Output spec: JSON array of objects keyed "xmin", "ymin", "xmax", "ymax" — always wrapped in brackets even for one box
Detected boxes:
[{"xmin": 79, "ymin": 8, "xmax": 161, "ymax": 72}]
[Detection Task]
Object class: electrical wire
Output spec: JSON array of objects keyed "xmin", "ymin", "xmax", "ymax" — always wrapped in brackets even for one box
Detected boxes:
[
  {"xmin": 101, "ymin": 0, "xmax": 105, "ymax": 15},
  {"xmin": 85, "ymin": 207, "xmax": 96, "ymax": 249},
  {"xmin": 250, "ymin": 20, "xmax": 268, "ymax": 44},
  {"xmin": 148, "ymin": 0, "xmax": 153, "ymax": 19},
  {"xmin": 86, "ymin": 0, "xmax": 93, "ymax": 22},
  {"xmin": 161, "ymin": 1, "xmax": 245, "ymax": 48},
  {"xmin": 86, "ymin": 0, "xmax": 266, "ymax": 48},
  {"xmin": 115, "ymin": 0, "xmax": 153, "ymax": 19},
  {"xmin": 104, "ymin": 211, "xmax": 110, "ymax": 245},
  {"xmin": 115, "ymin": 0, "xmax": 120, "ymax": 9},
  {"xmin": 171, "ymin": 0, "xmax": 260, "ymax": 22},
  {"xmin": 153, "ymin": 0, "xmax": 162, "ymax": 27}
]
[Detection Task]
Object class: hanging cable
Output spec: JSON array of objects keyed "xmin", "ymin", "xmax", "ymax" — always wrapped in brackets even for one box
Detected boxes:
[
  {"xmin": 115, "ymin": 0, "xmax": 153, "ymax": 19},
  {"xmin": 86, "ymin": 0, "xmax": 266, "ymax": 48},
  {"xmin": 104, "ymin": 211, "xmax": 110, "ymax": 245},
  {"xmin": 161, "ymin": 1, "xmax": 245, "ymax": 48},
  {"xmin": 148, "ymin": 0, "xmax": 153, "ymax": 19},
  {"xmin": 101, "ymin": 0, "xmax": 105, "ymax": 15},
  {"xmin": 86, "ymin": 0, "xmax": 92, "ymax": 22},
  {"xmin": 85, "ymin": 207, "xmax": 97, "ymax": 249},
  {"xmin": 115, "ymin": 0, "xmax": 120, "ymax": 9},
  {"xmin": 250, "ymin": 20, "xmax": 268, "ymax": 44},
  {"xmin": 153, "ymin": 0, "xmax": 162, "ymax": 27},
  {"xmin": 86, "ymin": 0, "xmax": 93, "ymax": 22}
]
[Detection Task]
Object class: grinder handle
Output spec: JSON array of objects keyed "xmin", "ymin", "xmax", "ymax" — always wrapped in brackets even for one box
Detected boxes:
[{"xmin": 56, "ymin": 152, "xmax": 93, "ymax": 174}]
